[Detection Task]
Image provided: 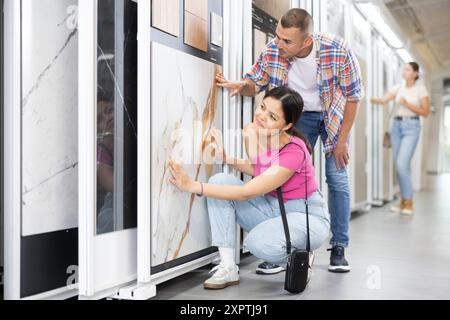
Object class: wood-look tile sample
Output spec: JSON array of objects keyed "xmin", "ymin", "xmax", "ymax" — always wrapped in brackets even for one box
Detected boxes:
[
  {"xmin": 184, "ymin": 11, "xmax": 208, "ymax": 52},
  {"xmin": 185, "ymin": 0, "xmax": 208, "ymax": 20},
  {"xmin": 210, "ymin": 12, "xmax": 223, "ymax": 47},
  {"xmin": 253, "ymin": 0, "xmax": 291, "ymax": 20},
  {"xmin": 152, "ymin": 0, "xmax": 180, "ymax": 37}
]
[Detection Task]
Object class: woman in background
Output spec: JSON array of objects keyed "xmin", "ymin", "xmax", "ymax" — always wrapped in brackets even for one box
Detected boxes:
[{"xmin": 371, "ymin": 62, "xmax": 430, "ymax": 215}]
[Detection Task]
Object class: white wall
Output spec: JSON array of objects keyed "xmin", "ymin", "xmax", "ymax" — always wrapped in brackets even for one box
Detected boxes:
[{"xmin": 426, "ymin": 69, "xmax": 450, "ymax": 174}]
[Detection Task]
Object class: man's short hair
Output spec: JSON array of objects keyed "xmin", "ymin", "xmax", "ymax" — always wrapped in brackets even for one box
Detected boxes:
[{"xmin": 280, "ymin": 9, "xmax": 313, "ymax": 32}]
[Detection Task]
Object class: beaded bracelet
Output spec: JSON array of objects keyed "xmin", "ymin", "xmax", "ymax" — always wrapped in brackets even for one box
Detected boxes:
[{"xmin": 196, "ymin": 182, "xmax": 204, "ymax": 197}]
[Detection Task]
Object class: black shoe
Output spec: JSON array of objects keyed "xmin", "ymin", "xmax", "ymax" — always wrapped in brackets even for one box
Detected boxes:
[
  {"xmin": 256, "ymin": 262, "xmax": 286, "ymax": 275},
  {"xmin": 327, "ymin": 246, "xmax": 351, "ymax": 273}
]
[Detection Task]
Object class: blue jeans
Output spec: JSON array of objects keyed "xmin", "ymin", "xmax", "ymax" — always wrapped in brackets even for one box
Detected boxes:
[
  {"xmin": 391, "ymin": 119, "xmax": 421, "ymax": 199},
  {"xmin": 295, "ymin": 111, "xmax": 351, "ymax": 248},
  {"xmin": 207, "ymin": 173, "xmax": 331, "ymax": 265}
]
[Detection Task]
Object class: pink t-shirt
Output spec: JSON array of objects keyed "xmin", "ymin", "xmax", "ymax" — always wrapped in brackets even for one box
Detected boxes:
[{"xmin": 252, "ymin": 136, "xmax": 318, "ymax": 203}]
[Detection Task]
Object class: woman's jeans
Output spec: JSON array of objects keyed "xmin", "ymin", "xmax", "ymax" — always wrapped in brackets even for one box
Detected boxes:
[
  {"xmin": 391, "ymin": 118, "xmax": 421, "ymax": 199},
  {"xmin": 206, "ymin": 173, "xmax": 331, "ymax": 266}
]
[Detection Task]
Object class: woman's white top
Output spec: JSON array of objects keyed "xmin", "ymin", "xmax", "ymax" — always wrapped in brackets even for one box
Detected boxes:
[{"xmin": 389, "ymin": 83, "xmax": 429, "ymax": 117}]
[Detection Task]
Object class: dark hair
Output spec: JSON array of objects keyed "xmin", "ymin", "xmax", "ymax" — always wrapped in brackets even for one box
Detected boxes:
[
  {"xmin": 263, "ymin": 87, "xmax": 313, "ymax": 154},
  {"xmin": 280, "ymin": 8, "xmax": 313, "ymax": 32},
  {"xmin": 409, "ymin": 62, "xmax": 420, "ymax": 81}
]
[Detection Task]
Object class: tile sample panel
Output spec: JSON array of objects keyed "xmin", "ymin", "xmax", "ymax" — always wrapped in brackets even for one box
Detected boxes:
[
  {"xmin": 210, "ymin": 12, "xmax": 223, "ymax": 47},
  {"xmin": 185, "ymin": 0, "xmax": 208, "ymax": 20},
  {"xmin": 152, "ymin": 0, "xmax": 180, "ymax": 37},
  {"xmin": 184, "ymin": 0, "xmax": 208, "ymax": 52},
  {"xmin": 21, "ymin": 0, "xmax": 78, "ymax": 236},
  {"xmin": 151, "ymin": 42, "xmax": 223, "ymax": 267}
]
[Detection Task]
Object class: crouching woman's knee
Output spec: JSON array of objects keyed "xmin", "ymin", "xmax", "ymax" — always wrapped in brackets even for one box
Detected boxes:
[
  {"xmin": 244, "ymin": 227, "xmax": 288, "ymax": 265},
  {"xmin": 208, "ymin": 173, "xmax": 243, "ymax": 186}
]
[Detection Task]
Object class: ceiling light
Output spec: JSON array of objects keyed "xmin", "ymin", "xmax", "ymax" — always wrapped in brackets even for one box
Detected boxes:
[
  {"xmin": 355, "ymin": 2, "xmax": 404, "ymax": 49},
  {"xmin": 397, "ymin": 48, "xmax": 414, "ymax": 63}
]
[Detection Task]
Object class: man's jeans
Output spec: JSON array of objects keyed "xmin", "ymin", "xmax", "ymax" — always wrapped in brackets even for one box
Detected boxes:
[{"xmin": 296, "ymin": 111, "xmax": 351, "ymax": 248}]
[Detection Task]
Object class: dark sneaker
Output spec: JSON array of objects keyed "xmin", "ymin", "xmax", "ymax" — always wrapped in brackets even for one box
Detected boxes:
[
  {"xmin": 256, "ymin": 262, "xmax": 286, "ymax": 275},
  {"xmin": 327, "ymin": 246, "xmax": 351, "ymax": 273}
]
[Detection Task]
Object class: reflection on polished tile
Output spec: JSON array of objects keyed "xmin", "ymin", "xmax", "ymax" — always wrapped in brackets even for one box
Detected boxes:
[
  {"xmin": 184, "ymin": 11, "xmax": 208, "ymax": 52},
  {"xmin": 96, "ymin": 0, "xmax": 138, "ymax": 235},
  {"xmin": 152, "ymin": 0, "xmax": 180, "ymax": 37},
  {"xmin": 151, "ymin": 42, "xmax": 223, "ymax": 267}
]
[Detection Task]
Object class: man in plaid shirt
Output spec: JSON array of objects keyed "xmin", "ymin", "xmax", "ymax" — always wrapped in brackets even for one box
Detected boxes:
[{"xmin": 217, "ymin": 9, "xmax": 363, "ymax": 273}]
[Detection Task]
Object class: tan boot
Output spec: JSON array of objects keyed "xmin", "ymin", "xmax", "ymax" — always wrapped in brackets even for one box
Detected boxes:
[
  {"xmin": 390, "ymin": 199, "xmax": 405, "ymax": 213},
  {"xmin": 401, "ymin": 199, "xmax": 414, "ymax": 215}
]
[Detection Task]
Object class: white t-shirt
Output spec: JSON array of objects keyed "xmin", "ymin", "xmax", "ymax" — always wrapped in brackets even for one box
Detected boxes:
[
  {"xmin": 287, "ymin": 42, "xmax": 322, "ymax": 112},
  {"xmin": 389, "ymin": 83, "xmax": 429, "ymax": 117}
]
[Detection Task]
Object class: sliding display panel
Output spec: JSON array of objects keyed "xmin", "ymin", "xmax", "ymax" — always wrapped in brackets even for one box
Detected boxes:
[
  {"xmin": 354, "ymin": 54, "xmax": 368, "ymax": 205},
  {"xmin": 150, "ymin": 41, "xmax": 223, "ymax": 270},
  {"xmin": 96, "ymin": 0, "xmax": 138, "ymax": 235},
  {"xmin": 21, "ymin": 0, "xmax": 78, "ymax": 237},
  {"xmin": 20, "ymin": 0, "xmax": 78, "ymax": 298},
  {"xmin": 0, "ymin": 0, "xmax": 4, "ymax": 285},
  {"xmin": 149, "ymin": 0, "xmax": 224, "ymax": 273}
]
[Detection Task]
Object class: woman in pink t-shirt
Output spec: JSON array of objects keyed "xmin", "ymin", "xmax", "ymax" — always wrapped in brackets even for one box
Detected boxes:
[{"xmin": 169, "ymin": 87, "xmax": 330, "ymax": 290}]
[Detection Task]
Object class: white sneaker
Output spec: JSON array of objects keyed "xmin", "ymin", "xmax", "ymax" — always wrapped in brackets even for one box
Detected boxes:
[
  {"xmin": 204, "ymin": 264, "xmax": 240, "ymax": 290},
  {"xmin": 401, "ymin": 207, "xmax": 414, "ymax": 215}
]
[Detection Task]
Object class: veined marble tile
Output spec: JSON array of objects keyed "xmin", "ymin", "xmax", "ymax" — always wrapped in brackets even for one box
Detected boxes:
[
  {"xmin": 21, "ymin": 0, "xmax": 78, "ymax": 236},
  {"xmin": 151, "ymin": 42, "xmax": 223, "ymax": 267}
]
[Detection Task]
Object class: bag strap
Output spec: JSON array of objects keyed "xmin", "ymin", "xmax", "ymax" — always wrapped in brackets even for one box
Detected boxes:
[{"xmin": 276, "ymin": 141, "xmax": 311, "ymax": 254}]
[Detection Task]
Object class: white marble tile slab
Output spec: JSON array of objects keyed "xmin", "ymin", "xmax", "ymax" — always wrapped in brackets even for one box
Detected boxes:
[
  {"xmin": 21, "ymin": 0, "xmax": 79, "ymax": 236},
  {"xmin": 151, "ymin": 42, "xmax": 223, "ymax": 267}
]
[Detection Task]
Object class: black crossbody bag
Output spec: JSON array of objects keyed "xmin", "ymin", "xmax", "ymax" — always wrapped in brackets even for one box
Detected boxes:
[{"xmin": 276, "ymin": 142, "xmax": 311, "ymax": 294}]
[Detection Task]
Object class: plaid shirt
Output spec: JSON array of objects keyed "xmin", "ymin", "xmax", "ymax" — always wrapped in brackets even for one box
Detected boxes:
[{"xmin": 244, "ymin": 32, "xmax": 363, "ymax": 154}]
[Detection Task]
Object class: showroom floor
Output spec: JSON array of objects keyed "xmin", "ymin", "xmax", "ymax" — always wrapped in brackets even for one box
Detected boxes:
[{"xmin": 152, "ymin": 174, "xmax": 450, "ymax": 300}]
